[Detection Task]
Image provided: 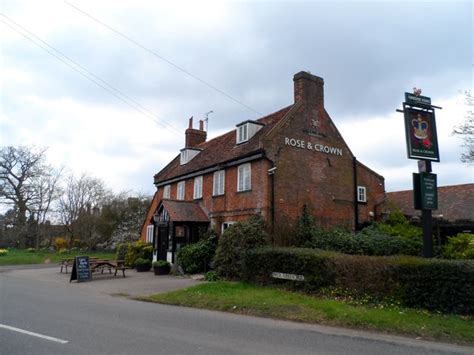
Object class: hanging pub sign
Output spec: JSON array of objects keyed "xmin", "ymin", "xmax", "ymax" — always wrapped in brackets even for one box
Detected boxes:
[
  {"xmin": 413, "ymin": 172, "xmax": 438, "ymax": 210},
  {"xmin": 403, "ymin": 107, "xmax": 440, "ymax": 162}
]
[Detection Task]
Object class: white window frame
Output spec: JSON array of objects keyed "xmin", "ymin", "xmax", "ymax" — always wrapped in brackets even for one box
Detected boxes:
[
  {"xmin": 213, "ymin": 170, "xmax": 225, "ymax": 196},
  {"xmin": 180, "ymin": 150, "xmax": 188, "ymax": 165},
  {"xmin": 193, "ymin": 176, "xmax": 203, "ymax": 199},
  {"xmin": 237, "ymin": 124, "xmax": 248, "ymax": 144},
  {"xmin": 221, "ymin": 221, "xmax": 236, "ymax": 234},
  {"xmin": 237, "ymin": 163, "xmax": 251, "ymax": 192},
  {"xmin": 177, "ymin": 181, "xmax": 185, "ymax": 200},
  {"xmin": 163, "ymin": 185, "xmax": 171, "ymax": 199},
  {"xmin": 146, "ymin": 225, "xmax": 154, "ymax": 243},
  {"xmin": 357, "ymin": 186, "xmax": 367, "ymax": 203}
]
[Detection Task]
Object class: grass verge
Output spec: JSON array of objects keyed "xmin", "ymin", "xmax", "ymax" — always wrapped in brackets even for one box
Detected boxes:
[
  {"xmin": 0, "ymin": 248, "xmax": 117, "ymax": 266},
  {"xmin": 139, "ymin": 281, "xmax": 474, "ymax": 345}
]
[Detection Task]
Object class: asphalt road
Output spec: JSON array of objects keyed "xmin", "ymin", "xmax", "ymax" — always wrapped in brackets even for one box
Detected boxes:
[{"xmin": 0, "ymin": 267, "xmax": 472, "ymax": 355}]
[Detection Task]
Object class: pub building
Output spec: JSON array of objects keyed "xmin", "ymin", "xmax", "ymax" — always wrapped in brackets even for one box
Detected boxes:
[{"xmin": 140, "ymin": 71, "xmax": 385, "ymax": 263}]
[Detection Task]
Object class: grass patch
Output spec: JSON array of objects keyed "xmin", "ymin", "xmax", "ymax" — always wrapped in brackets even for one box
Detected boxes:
[
  {"xmin": 0, "ymin": 248, "xmax": 117, "ymax": 266},
  {"xmin": 143, "ymin": 281, "xmax": 474, "ymax": 345}
]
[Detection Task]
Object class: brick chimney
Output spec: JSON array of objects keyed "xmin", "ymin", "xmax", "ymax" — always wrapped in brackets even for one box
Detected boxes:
[
  {"xmin": 185, "ymin": 117, "xmax": 207, "ymax": 148},
  {"xmin": 293, "ymin": 71, "xmax": 324, "ymax": 107}
]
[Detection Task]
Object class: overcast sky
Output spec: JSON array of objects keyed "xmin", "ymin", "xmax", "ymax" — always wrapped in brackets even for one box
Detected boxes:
[{"xmin": 1, "ymin": 0, "xmax": 472, "ymax": 195}]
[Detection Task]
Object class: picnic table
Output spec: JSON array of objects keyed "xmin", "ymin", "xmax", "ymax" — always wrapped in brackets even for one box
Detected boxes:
[{"xmin": 60, "ymin": 258, "xmax": 127, "ymax": 277}]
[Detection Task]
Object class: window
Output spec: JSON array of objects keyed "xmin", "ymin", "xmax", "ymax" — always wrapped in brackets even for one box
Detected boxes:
[
  {"xmin": 237, "ymin": 124, "xmax": 248, "ymax": 144},
  {"xmin": 163, "ymin": 185, "xmax": 170, "ymax": 199},
  {"xmin": 193, "ymin": 176, "xmax": 203, "ymax": 199},
  {"xmin": 213, "ymin": 170, "xmax": 225, "ymax": 196},
  {"xmin": 177, "ymin": 181, "xmax": 185, "ymax": 200},
  {"xmin": 146, "ymin": 225, "xmax": 154, "ymax": 243},
  {"xmin": 357, "ymin": 186, "xmax": 367, "ymax": 203},
  {"xmin": 237, "ymin": 163, "xmax": 251, "ymax": 192},
  {"xmin": 221, "ymin": 221, "xmax": 236, "ymax": 234}
]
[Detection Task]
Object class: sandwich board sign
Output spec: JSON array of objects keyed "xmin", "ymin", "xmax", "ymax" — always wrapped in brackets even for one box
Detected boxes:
[{"xmin": 70, "ymin": 256, "xmax": 91, "ymax": 283}]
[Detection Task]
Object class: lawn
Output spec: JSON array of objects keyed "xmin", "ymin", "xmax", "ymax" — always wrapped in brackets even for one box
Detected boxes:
[
  {"xmin": 0, "ymin": 248, "xmax": 117, "ymax": 265},
  {"xmin": 140, "ymin": 281, "xmax": 474, "ymax": 345}
]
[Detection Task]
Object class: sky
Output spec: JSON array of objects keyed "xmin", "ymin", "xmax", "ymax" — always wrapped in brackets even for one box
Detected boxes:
[{"xmin": 0, "ymin": 0, "xmax": 472, "ymax": 196}]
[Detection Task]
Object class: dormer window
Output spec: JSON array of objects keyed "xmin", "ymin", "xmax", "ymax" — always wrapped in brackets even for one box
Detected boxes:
[
  {"xmin": 180, "ymin": 148, "xmax": 201, "ymax": 165},
  {"xmin": 236, "ymin": 121, "xmax": 264, "ymax": 144}
]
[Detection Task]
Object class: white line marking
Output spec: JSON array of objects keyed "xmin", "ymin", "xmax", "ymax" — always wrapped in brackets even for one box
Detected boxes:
[{"xmin": 0, "ymin": 323, "xmax": 69, "ymax": 344}]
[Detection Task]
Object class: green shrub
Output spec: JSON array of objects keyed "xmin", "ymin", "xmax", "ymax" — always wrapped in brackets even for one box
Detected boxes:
[
  {"xmin": 153, "ymin": 260, "xmax": 170, "ymax": 268},
  {"xmin": 177, "ymin": 238, "xmax": 216, "ymax": 274},
  {"xmin": 443, "ymin": 233, "xmax": 474, "ymax": 259},
  {"xmin": 0, "ymin": 249, "xmax": 8, "ymax": 256},
  {"xmin": 26, "ymin": 248, "xmax": 36, "ymax": 253},
  {"xmin": 214, "ymin": 215, "xmax": 268, "ymax": 279},
  {"xmin": 121, "ymin": 241, "xmax": 153, "ymax": 267},
  {"xmin": 116, "ymin": 243, "xmax": 128, "ymax": 261},
  {"xmin": 58, "ymin": 248, "xmax": 69, "ymax": 255},
  {"xmin": 243, "ymin": 247, "xmax": 474, "ymax": 314},
  {"xmin": 134, "ymin": 257, "xmax": 151, "ymax": 266},
  {"xmin": 204, "ymin": 271, "xmax": 220, "ymax": 282}
]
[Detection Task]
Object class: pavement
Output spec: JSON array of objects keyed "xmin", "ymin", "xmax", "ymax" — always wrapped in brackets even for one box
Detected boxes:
[{"xmin": 0, "ymin": 263, "xmax": 201, "ymax": 297}]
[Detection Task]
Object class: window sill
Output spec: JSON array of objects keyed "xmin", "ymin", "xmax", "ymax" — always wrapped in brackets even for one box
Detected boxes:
[
  {"xmin": 212, "ymin": 194, "xmax": 225, "ymax": 198},
  {"xmin": 237, "ymin": 189, "xmax": 252, "ymax": 194}
]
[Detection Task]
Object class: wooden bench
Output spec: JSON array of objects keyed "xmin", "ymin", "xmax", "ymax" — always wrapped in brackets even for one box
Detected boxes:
[{"xmin": 59, "ymin": 259, "xmax": 73, "ymax": 273}]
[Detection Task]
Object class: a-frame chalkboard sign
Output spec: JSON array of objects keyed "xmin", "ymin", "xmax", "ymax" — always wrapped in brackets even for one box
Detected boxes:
[{"xmin": 70, "ymin": 256, "xmax": 91, "ymax": 283}]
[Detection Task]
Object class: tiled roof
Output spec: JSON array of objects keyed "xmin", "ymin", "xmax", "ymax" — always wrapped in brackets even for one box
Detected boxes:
[
  {"xmin": 161, "ymin": 200, "xmax": 209, "ymax": 222},
  {"xmin": 154, "ymin": 105, "xmax": 294, "ymax": 183},
  {"xmin": 387, "ymin": 183, "xmax": 474, "ymax": 222}
]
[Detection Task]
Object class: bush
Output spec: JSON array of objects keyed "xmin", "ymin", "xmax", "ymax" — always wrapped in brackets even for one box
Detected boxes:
[
  {"xmin": 153, "ymin": 260, "xmax": 170, "ymax": 268},
  {"xmin": 58, "ymin": 248, "xmax": 69, "ymax": 255},
  {"xmin": 116, "ymin": 243, "xmax": 128, "ymax": 261},
  {"xmin": 307, "ymin": 225, "xmax": 421, "ymax": 256},
  {"xmin": 0, "ymin": 249, "xmax": 8, "ymax": 256},
  {"xmin": 243, "ymin": 247, "xmax": 474, "ymax": 314},
  {"xmin": 214, "ymin": 215, "xmax": 268, "ymax": 279},
  {"xmin": 204, "ymin": 271, "xmax": 220, "ymax": 282},
  {"xmin": 177, "ymin": 237, "xmax": 216, "ymax": 274},
  {"xmin": 121, "ymin": 241, "xmax": 153, "ymax": 267},
  {"xmin": 54, "ymin": 237, "xmax": 68, "ymax": 251},
  {"xmin": 134, "ymin": 257, "xmax": 151, "ymax": 266},
  {"xmin": 26, "ymin": 248, "xmax": 36, "ymax": 253},
  {"xmin": 443, "ymin": 233, "xmax": 474, "ymax": 259}
]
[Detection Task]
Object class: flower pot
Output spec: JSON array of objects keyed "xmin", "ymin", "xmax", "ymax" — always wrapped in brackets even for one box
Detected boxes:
[
  {"xmin": 135, "ymin": 264, "xmax": 151, "ymax": 272},
  {"xmin": 154, "ymin": 265, "xmax": 170, "ymax": 275}
]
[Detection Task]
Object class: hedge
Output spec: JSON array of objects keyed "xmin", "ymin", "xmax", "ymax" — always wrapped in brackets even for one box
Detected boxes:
[{"xmin": 242, "ymin": 247, "xmax": 474, "ymax": 315}]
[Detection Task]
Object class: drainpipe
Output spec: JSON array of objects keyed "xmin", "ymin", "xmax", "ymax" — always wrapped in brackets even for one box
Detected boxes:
[
  {"xmin": 268, "ymin": 161, "xmax": 276, "ymax": 246},
  {"xmin": 353, "ymin": 157, "xmax": 359, "ymax": 231}
]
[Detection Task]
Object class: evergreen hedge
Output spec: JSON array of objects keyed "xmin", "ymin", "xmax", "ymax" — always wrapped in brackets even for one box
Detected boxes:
[{"xmin": 243, "ymin": 247, "xmax": 474, "ymax": 314}]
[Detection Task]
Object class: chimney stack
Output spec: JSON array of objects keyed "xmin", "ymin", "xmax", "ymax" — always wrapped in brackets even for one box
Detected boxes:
[
  {"xmin": 293, "ymin": 71, "xmax": 324, "ymax": 107},
  {"xmin": 185, "ymin": 117, "xmax": 207, "ymax": 148}
]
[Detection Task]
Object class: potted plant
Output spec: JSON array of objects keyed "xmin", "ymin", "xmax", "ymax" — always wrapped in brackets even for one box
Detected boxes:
[
  {"xmin": 134, "ymin": 258, "xmax": 151, "ymax": 272},
  {"xmin": 153, "ymin": 260, "xmax": 171, "ymax": 275}
]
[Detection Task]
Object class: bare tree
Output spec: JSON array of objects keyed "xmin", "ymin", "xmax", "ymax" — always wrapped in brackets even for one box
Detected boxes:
[
  {"xmin": 58, "ymin": 174, "xmax": 108, "ymax": 248},
  {"xmin": 453, "ymin": 90, "xmax": 474, "ymax": 164},
  {"xmin": 0, "ymin": 146, "xmax": 62, "ymax": 247}
]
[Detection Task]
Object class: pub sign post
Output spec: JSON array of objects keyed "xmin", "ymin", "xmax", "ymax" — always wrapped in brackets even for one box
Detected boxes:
[{"xmin": 399, "ymin": 90, "xmax": 442, "ymax": 258}]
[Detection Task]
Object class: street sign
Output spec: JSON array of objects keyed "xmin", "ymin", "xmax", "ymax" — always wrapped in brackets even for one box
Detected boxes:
[
  {"xmin": 413, "ymin": 172, "xmax": 438, "ymax": 210},
  {"xmin": 404, "ymin": 108, "xmax": 440, "ymax": 162}
]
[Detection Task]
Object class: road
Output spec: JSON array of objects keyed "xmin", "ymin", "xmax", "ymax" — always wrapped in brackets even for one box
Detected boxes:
[{"xmin": 0, "ymin": 267, "xmax": 472, "ymax": 355}]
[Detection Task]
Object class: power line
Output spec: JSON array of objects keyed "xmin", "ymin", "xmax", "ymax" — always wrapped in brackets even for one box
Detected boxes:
[
  {"xmin": 0, "ymin": 13, "xmax": 183, "ymax": 137},
  {"xmin": 64, "ymin": 1, "xmax": 263, "ymax": 117}
]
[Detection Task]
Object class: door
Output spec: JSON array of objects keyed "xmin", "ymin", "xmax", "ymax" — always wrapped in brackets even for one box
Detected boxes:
[{"xmin": 157, "ymin": 226, "xmax": 169, "ymax": 261}]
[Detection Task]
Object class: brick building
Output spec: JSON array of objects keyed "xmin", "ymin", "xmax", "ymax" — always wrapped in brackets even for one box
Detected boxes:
[{"xmin": 141, "ymin": 71, "xmax": 385, "ymax": 262}]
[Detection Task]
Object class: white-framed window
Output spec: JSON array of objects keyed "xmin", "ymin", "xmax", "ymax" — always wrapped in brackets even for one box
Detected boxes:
[
  {"xmin": 237, "ymin": 163, "xmax": 251, "ymax": 192},
  {"xmin": 193, "ymin": 176, "xmax": 203, "ymax": 199},
  {"xmin": 213, "ymin": 170, "xmax": 225, "ymax": 196},
  {"xmin": 146, "ymin": 225, "xmax": 154, "ymax": 243},
  {"xmin": 237, "ymin": 124, "xmax": 248, "ymax": 144},
  {"xmin": 177, "ymin": 181, "xmax": 185, "ymax": 200},
  {"xmin": 221, "ymin": 221, "xmax": 236, "ymax": 234},
  {"xmin": 357, "ymin": 186, "xmax": 367, "ymax": 203},
  {"xmin": 163, "ymin": 185, "xmax": 171, "ymax": 199}
]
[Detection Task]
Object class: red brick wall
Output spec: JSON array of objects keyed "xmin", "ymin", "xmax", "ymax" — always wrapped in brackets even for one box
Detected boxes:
[{"xmin": 356, "ymin": 162, "xmax": 386, "ymax": 224}]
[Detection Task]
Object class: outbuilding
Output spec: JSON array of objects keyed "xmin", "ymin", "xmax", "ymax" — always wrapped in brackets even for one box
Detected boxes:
[{"xmin": 141, "ymin": 71, "xmax": 385, "ymax": 263}]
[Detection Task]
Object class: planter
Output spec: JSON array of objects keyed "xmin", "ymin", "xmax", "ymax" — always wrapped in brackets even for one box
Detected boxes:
[
  {"xmin": 135, "ymin": 264, "xmax": 151, "ymax": 272},
  {"xmin": 154, "ymin": 265, "xmax": 170, "ymax": 275}
]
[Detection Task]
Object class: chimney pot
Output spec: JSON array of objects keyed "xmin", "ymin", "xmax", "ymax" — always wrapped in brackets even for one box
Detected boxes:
[
  {"xmin": 188, "ymin": 117, "xmax": 193, "ymax": 129},
  {"xmin": 199, "ymin": 120, "xmax": 204, "ymax": 131}
]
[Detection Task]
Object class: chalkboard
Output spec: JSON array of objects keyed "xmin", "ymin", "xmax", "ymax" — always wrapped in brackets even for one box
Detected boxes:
[{"xmin": 70, "ymin": 256, "xmax": 91, "ymax": 283}]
